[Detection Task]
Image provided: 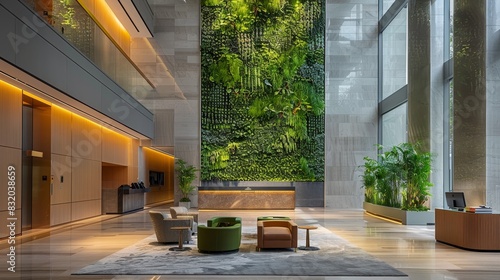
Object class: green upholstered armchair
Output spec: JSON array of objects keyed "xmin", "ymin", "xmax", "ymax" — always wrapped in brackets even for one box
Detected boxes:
[{"xmin": 197, "ymin": 217, "xmax": 242, "ymax": 253}]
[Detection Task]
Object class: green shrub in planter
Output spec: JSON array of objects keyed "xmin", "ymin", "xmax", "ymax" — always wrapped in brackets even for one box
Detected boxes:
[
  {"xmin": 361, "ymin": 143, "xmax": 432, "ymax": 211},
  {"xmin": 175, "ymin": 159, "xmax": 198, "ymax": 202}
]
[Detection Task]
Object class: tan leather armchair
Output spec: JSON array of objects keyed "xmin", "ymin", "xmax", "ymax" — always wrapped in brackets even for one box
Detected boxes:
[
  {"xmin": 149, "ymin": 211, "xmax": 192, "ymax": 243},
  {"xmin": 257, "ymin": 220, "xmax": 298, "ymax": 251},
  {"xmin": 170, "ymin": 207, "xmax": 198, "ymax": 233}
]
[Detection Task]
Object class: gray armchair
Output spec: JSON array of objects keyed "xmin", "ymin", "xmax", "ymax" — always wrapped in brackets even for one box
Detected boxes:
[
  {"xmin": 149, "ymin": 211, "xmax": 193, "ymax": 243},
  {"xmin": 170, "ymin": 207, "xmax": 198, "ymax": 233}
]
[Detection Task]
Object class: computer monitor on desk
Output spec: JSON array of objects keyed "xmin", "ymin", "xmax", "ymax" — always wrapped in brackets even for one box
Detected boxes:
[{"xmin": 445, "ymin": 192, "xmax": 466, "ymax": 211}]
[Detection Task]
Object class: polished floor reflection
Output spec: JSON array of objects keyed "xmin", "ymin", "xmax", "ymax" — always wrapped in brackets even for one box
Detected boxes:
[{"xmin": 1, "ymin": 204, "xmax": 499, "ymax": 279}]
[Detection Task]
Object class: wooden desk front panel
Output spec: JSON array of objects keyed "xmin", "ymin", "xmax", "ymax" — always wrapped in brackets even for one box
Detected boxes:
[
  {"xmin": 198, "ymin": 190, "xmax": 295, "ymax": 210},
  {"xmin": 435, "ymin": 208, "xmax": 500, "ymax": 250}
]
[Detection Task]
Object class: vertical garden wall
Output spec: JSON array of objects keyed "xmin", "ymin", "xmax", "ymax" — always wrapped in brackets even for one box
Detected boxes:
[{"xmin": 201, "ymin": 0, "xmax": 325, "ymax": 182}]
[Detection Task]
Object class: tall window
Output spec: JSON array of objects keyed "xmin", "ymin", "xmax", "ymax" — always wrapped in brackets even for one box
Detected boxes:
[
  {"xmin": 382, "ymin": 6, "xmax": 408, "ymax": 100},
  {"xmin": 449, "ymin": 0, "xmax": 454, "ymax": 59},
  {"xmin": 382, "ymin": 0, "xmax": 397, "ymax": 16},
  {"xmin": 382, "ymin": 103, "xmax": 407, "ymax": 148},
  {"xmin": 379, "ymin": 2, "xmax": 408, "ymax": 149}
]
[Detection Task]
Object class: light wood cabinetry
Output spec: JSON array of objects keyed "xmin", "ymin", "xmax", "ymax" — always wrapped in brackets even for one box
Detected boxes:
[{"xmin": 435, "ymin": 208, "xmax": 500, "ymax": 251}]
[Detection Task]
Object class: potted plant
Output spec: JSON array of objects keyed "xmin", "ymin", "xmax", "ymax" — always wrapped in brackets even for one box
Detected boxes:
[
  {"xmin": 360, "ymin": 142, "xmax": 434, "ymax": 224},
  {"xmin": 175, "ymin": 159, "xmax": 198, "ymax": 208}
]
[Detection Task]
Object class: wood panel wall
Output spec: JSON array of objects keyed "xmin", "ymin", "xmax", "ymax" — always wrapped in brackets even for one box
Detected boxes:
[
  {"xmin": 129, "ymin": 139, "xmax": 139, "ymax": 183},
  {"xmin": 0, "ymin": 80, "xmax": 22, "ymax": 149},
  {"xmin": 51, "ymin": 106, "xmax": 72, "ymax": 156},
  {"xmin": 71, "ymin": 159, "xmax": 101, "ymax": 202},
  {"xmin": 102, "ymin": 128, "xmax": 129, "ymax": 166},
  {"xmin": 51, "ymin": 106, "xmax": 103, "ymax": 225},
  {"xmin": 51, "ymin": 154, "xmax": 72, "ymax": 204},
  {"xmin": 0, "ymin": 80, "xmax": 142, "ymax": 230},
  {"xmin": 102, "ymin": 165, "xmax": 128, "ymax": 189},
  {"xmin": 0, "ymin": 80, "xmax": 22, "ymax": 238},
  {"xmin": 71, "ymin": 114, "xmax": 102, "ymax": 161},
  {"xmin": 0, "ymin": 147, "xmax": 22, "ymax": 238},
  {"xmin": 142, "ymin": 148, "xmax": 174, "ymax": 205},
  {"xmin": 51, "ymin": 106, "xmax": 72, "ymax": 226}
]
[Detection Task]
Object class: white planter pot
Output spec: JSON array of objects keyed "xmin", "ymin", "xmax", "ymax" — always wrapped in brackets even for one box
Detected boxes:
[
  {"xmin": 363, "ymin": 202, "xmax": 435, "ymax": 225},
  {"xmin": 179, "ymin": 201, "xmax": 191, "ymax": 209}
]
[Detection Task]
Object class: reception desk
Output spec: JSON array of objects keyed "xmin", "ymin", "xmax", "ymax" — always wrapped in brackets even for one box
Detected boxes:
[
  {"xmin": 102, "ymin": 186, "xmax": 147, "ymax": 214},
  {"xmin": 198, "ymin": 187, "xmax": 295, "ymax": 210},
  {"xmin": 435, "ymin": 208, "xmax": 500, "ymax": 251}
]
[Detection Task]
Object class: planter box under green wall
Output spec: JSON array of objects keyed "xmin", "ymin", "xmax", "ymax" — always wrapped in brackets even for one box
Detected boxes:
[{"xmin": 363, "ymin": 202, "xmax": 435, "ymax": 225}]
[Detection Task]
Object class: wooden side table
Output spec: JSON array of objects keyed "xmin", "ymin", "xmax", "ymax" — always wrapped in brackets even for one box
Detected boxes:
[
  {"xmin": 169, "ymin": 226, "xmax": 191, "ymax": 251},
  {"xmin": 298, "ymin": 225, "xmax": 319, "ymax": 251}
]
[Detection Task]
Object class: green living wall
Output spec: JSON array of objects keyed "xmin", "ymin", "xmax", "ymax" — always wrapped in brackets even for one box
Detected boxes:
[{"xmin": 201, "ymin": 0, "xmax": 325, "ymax": 182}]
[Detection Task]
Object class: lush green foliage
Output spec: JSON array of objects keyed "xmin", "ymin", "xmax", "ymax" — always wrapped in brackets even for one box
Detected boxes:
[
  {"xmin": 361, "ymin": 143, "xmax": 433, "ymax": 211},
  {"xmin": 175, "ymin": 159, "xmax": 198, "ymax": 202},
  {"xmin": 201, "ymin": 0, "xmax": 325, "ymax": 182}
]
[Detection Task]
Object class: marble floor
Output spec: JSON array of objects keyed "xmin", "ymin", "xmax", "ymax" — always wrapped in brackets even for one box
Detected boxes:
[{"xmin": 1, "ymin": 204, "xmax": 499, "ymax": 280}]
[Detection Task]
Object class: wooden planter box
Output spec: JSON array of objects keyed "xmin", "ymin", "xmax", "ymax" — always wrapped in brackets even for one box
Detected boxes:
[{"xmin": 363, "ymin": 202, "xmax": 435, "ymax": 225}]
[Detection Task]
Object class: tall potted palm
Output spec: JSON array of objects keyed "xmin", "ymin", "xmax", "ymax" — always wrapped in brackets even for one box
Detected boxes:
[{"xmin": 175, "ymin": 159, "xmax": 198, "ymax": 208}]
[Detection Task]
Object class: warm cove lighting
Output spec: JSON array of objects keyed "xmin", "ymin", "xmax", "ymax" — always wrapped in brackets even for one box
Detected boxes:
[
  {"xmin": 143, "ymin": 147, "xmax": 174, "ymax": 159},
  {"xmin": 365, "ymin": 211, "xmax": 403, "ymax": 225},
  {"xmin": 0, "ymin": 79, "xmax": 23, "ymax": 93},
  {"xmin": 78, "ymin": 0, "xmax": 131, "ymax": 45},
  {"xmin": 2, "ymin": 82, "xmax": 135, "ymax": 142}
]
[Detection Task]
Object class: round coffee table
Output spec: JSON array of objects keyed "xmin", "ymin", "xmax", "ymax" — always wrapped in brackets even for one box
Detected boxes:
[
  {"xmin": 298, "ymin": 225, "xmax": 319, "ymax": 251},
  {"xmin": 169, "ymin": 226, "xmax": 191, "ymax": 251}
]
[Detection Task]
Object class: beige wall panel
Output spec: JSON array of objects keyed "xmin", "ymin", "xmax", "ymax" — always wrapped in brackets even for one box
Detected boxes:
[
  {"xmin": 101, "ymin": 128, "xmax": 129, "ymax": 165},
  {"xmin": 51, "ymin": 154, "xmax": 72, "ymax": 204},
  {"xmin": 0, "ymin": 146, "xmax": 22, "ymax": 211},
  {"xmin": 51, "ymin": 106, "xmax": 72, "ymax": 156},
  {"xmin": 0, "ymin": 209, "xmax": 21, "ymax": 239},
  {"xmin": 102, "ymin": 166, "xmax": 128, "ymax": 189},
  {"xmin": 71, "ymin": 115, "xmax": 102, "ymax": 161},
  {"xmin": 71, "ymin": 199, "xmax": 101, "ymax": 221},
  {"xmin": 0, "ymin": 80, "xmax": 22, "ymax": 149},
  {"xmin": 72, "ymin": 159, "xmax": 102, "ymax": 201},
  {"xmin": 142, "ymin": 148, "xmax": 174, "ymax": 205},
  {"xmin": 50, "ymin": 203, "xmax": 72, "ymax": 226},
  {"xmin": 128, "ymin": 139, "xmax": 139, "ymax": 183}
]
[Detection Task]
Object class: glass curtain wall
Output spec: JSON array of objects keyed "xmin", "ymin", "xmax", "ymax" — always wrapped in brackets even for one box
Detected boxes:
[
  {"xmin": 382, "ymin": 0, "xmax": 397, "ymax": 15},
  {"xmin": 382, "ymin": 103, "xmax": 407, "ymax": 149},
  {"xmin": 380, "ymin": 1, "xmax": 408, "ymax": 149},
  {"xmin": 445, "ymin": 0, "xmax": 454, "ymax": 192},
  {"xmin": 379, "ymin": 0, "xmax": 456, "ymax": 208},
  {"xmin": 382, "ymin": 7, "xmax": 408, "ymax": 99}
]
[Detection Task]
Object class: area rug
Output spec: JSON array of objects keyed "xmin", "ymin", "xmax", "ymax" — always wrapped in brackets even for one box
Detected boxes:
[{"xmin": 74, "ymin": 225, "xmax": 406, "ymax": 276}]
